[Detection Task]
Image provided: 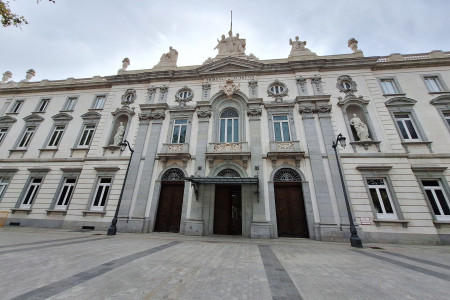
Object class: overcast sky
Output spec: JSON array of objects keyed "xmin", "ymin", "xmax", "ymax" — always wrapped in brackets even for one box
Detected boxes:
[{"xmin": 1, "ymin": 0, "xmax": 449, "ymax": 81}]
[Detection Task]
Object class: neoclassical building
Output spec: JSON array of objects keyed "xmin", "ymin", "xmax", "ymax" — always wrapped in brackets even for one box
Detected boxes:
[{"xmin": 1, "ymin": 32, "xmax": 449, "ymax": 245}]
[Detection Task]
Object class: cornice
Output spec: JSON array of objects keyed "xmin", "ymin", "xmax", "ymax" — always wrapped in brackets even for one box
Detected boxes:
[{"xmin": 1, "ymin": 54, "xmax": 449, "ymax": 95}]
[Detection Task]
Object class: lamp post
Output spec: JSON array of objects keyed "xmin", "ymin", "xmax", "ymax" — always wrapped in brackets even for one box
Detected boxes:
[
  {"xmin": 332, "ymin": 133, "xmax": 363, "ymax": 248},
  {"xmin": 107, "ymin": 140, "xmax": 134, "ymax": 236}
]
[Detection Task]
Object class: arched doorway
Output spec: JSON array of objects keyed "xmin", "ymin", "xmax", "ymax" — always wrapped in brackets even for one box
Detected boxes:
[
  {"xmin": 274, "ymin": 168, "xmax": 309, "ymax": 238},
  {"xmin": 154, "ymin": 168, "xmax": 185, "ymax": 233},
  {"xmin": 214, "ymin": 168, "xmax": 242, "ymax": 235}
]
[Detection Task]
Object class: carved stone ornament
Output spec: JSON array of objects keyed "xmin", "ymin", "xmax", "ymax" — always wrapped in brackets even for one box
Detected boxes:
[
  {"xmin": 348, "ymin": 38, "xmax": 362, "ymax": 53},
  {"xmin": 298, "ymin": 104, "xmax": 332, "ymax": 114},
  {"xmin": 219, "ymin": 78, "xmax": 240, "ymax": 98},
  {"xmin": 214, "ymin": 30, "xmax": 246, "ymax": 58},
  {"xmin": 247, "ymin": 106, "xmax": 262, "ymax": 117},
  {"xmin": 167, "ymin": 144, "xmax": 184, "ymax": 152},
  {"xmin": 139, "ymin": 112, "xmax": 165, "ymax": 120},
  {"xmin": 175, "ymin": 86, "xmax": 194, "ymax": 107},
  {"xmin": 119, "ymin": 57, "xmax": 130, "ymax": 72},
  {"xmin": 275, "ymin": 142, "xmax": 295, "ymax": 150},
  {"xmin": 296, "ymin": 76, "xmax": 307, "ymax": 93},
  {"xmin": 1, "ymin": 71, "xmax": 12, "ymax": 83},
  {"xmin": 197, "ymin": 109, "xmax": 212, "ymax": 118},
  {"xmin": 213, "ymin": 143, "xmax": 242, "ymax": 151},
  {"xmin": 248, "ymin": 79, "xmax": 258, "ymax": 97},
  {"xmin": 121, "ymin": 89, "xmax": 137, "ymax": 106},
  {"xmin": 336, "ymin": 75, "xmax": 358, "ymax": 96},
  {"xmin": 147, "ymin": 86, "xmax": 157, "ymax": 101}
]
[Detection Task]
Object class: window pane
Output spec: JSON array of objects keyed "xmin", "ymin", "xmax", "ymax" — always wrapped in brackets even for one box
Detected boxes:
[
  {"xmin": 93, "ymin": 186, "xmax": 103, "ymax": 206},
  {"xmin": 179, "ymin": 125, "xmax": 187, "ymax": 143},
  {"xmin": 367, "ymin": 179, "xmax": 384, "ymax": 185},
  {"xmin": 426, "ymin": 190, "xmax": 441, "ymax": 215},
  {"xmin": 57, "ymin": 186, "xmax": 69, "ymax": 206},
  {"xmin": 370, "ymin": 188, "xmax": 382, "ymax": 213},
  {"xmin": 220, "ymin": 119, "xmax": 225, "ymax": 142},
  {"xmin": 422, "ymin": 180, "xmax": 439, "ymax": 187},
  {"xmin": 425, "ymin": 78, "xmax": 441, "ymax": 92},
  {"xmin": 172, "ymin": 125, "xmax": 180, "ymax": 143},
  {"xmin": 100, "ymin": 186, "xmax": 110, "ymax": 206},
  {"xmin": 274, "ymin": 123, "xmax": 281, "ymax": 141},
  {"xmin": 405, "ymin": 120, "xmax": 418, "ymax": 139},
  {"xmin": 436, "ymin": 190, "xmax": 450, "ymax": 215},
  {"xmin": 396, "ymin": 121, "xmax": 409, "ymax": 139},
  {"xmin": 233, "ymin": 119, "xmax": 238, "ymax": 142},
  {"xmin": 282, "ymin": 122, "xmax": 290, "ymax": 141},
  {"xmin": 227, "ymin": 119, "xmax": 232, "ymax": 142},
  {"xmin": 273, "ymin": 116, "xmax": 287, "ymax": 121},
  {"xmin": 379, "ymin": 188, "xmax": 394, "ymax": 213}
]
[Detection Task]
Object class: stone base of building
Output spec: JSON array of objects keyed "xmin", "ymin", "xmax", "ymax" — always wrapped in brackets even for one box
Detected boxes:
[
  {"xmin": 116, "ymin": 217, "xmax": 146, "ymax": 233},
  {"xmin": 363, "ymin": 231, "xmax": 447, "ymax": 245},
  {"xmin": 7, "ymin": 217, "xmax": 64, "ymax": 229},
  {"xmin": 250, "ymin": 221, "xmax": 273, "ymax": 238},
  {"xmin": 184, "ymin": 220, "xmax": 204, "ymax": 236},
  {"xmin": 314, "ymin": 223, "xmax": 356, "ymax": 242}
]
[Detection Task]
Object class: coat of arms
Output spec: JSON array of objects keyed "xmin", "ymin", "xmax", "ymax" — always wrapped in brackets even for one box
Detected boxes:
[{"xmin": 219, "ymin": 78, "xmax": 240, "ymax": 98}]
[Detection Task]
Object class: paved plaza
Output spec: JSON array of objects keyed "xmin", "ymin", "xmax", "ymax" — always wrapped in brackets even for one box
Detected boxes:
[{"xmin": 0, "ymin": 227, "xmax": 449, "ymax": 300}]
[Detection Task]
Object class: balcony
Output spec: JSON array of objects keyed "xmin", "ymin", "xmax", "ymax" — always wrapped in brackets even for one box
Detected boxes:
[
  {"xmin": 206, "ymin": 142, "xmax": 251, "ymax": 168},
  {"xmin": 157, "ymin": 143, "xmax": 191, "ymax": 167},
  {"xmin": 266, "ymin": 141, "xmax": 305, "ymax": 167}
]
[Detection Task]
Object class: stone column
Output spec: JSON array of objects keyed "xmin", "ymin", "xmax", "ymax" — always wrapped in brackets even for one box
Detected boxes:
[
  {"xmin": 247, "ymin": 99, "xmax": 271, "ymax": 238},
  {"xmin": 298, "ymin": 101, "xmax": 338, "ymax": 240},
  {"xmin": 184, "ymin": 101, "xmax": 211, "ymax": 236}
]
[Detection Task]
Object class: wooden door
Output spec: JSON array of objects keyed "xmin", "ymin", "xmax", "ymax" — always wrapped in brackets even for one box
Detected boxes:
[
  {"xmin": 154, "ymin": 182, "xmax": 184, "ymax": 233},
  {"xmin": 214, "ymin": 185, "xmax": 242, "ymax": 235},
  {"xmin": 275, "ymin": 183, "xmax": 309, "ymax": 238}
]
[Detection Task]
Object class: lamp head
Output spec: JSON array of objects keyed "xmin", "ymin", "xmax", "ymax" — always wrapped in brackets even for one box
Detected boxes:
[{"xmin": 337, "ymin": 134, "xmax": 347, "ymax": 148}]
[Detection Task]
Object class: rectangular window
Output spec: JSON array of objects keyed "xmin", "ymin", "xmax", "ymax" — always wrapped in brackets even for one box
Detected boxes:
[
  {"xmin": 422, "ymin": 180, "xmax": 450, "ymax": 220},
  {"xmin": 171, "ymin": 119, "xmax": 188, "ymax": 143},
  {"xmin": 18, "ymin": 126, "xmax": 36, "ymax": 149},
  {"xmin": 367, "ymin": 178, "xmax": 397, "ymax": 219},
  {"xmin": 63, "ymin": 97, "xmax": 77, "ymax": 111},
  {"xmin": 444, "ymin": 112, "xmax": 450, "ymax": 127},
  {"xmin": 273, "ymin": 115, "xmax": 291, "ymax": 141},
  {"xmin": 47, "ymin": 125, "xmax": 65, "ymax": 148},
  {"xmin": 10, "ymin": 100, "xmax": 23, "ymax": 113},
  {"xmin": 55, "ymin": 178, "xmax": 76, "ymax": 210},
  {"xmin": 394, "ymin": 114, "xmax": 420, "ymax": 141},
  {"xmin": 0, "ymin": 127, "xmax": 8, "ymax": 144},
  {"xmin": 424, "ymin": 76, "xmax": 443, "ymax": 93},
  {"xmin": 20, "ymin": 178, "xmax": 42, "ymax": 208},
  {"xmin": 78, "ymin": 124, "xmax": 96, "ymax": 147},
  {"xmin": 92, "ymin": 96, "xmax": 106, "ymax": 109},
  {"xmin": 0, "ymin": 177, "xmax": 9, "ymax": 199},
  {"xmin": 36, "ymin": 99, "xmax": 50, "ymax": 112},
  {"xmin": 91, "ymin": 177, "xmax": 112, "ymax": 210},
  {"xmin": 380, "ymin": 79, "xmax": 399, "ymax": 95}
]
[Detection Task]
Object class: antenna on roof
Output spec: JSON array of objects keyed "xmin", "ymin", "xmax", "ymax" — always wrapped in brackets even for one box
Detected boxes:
[{"xmin": 230, "ymin": 11, "xmax": 233, "ymax": 34}]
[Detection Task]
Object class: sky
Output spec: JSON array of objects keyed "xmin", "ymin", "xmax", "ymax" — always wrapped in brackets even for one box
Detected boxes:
[{"xmin": 1, "ymin": 0, "xmax": 449, "ymax": 82}]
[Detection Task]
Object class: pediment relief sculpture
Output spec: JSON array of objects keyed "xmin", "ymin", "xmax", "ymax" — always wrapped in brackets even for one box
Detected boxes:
[{"xmin": 288, "ymin": 36, "xmax": 316, "ymax": 58}]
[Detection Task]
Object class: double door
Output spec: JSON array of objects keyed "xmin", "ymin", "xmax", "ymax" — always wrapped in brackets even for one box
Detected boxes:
[{"xmin": 214, "ymin": 185, "xmax": 242, "ymax": 235}]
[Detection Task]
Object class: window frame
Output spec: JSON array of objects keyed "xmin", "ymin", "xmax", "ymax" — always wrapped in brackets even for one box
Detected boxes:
[
  {"xmin": 272, "ymin": 115, "xmax": 291, "ymax": 142},
  {"xmin": 430, "ymin": 95, "xmax": 450, "ymax": 133},
  {"xmin": 421, "ymin": 74, "xmax": 449, "ymax": 94},
  {"xmin": 0, "ymin": 169, "xmax": 18, "ymax": 202},
  {"xmin": 91, "ymin": 95, "xmax": 107, "ymax": 110},
  {"xmin": 358, "ymin": 166, "xmax": 405, "ymax": 222},
  {"xmin": 366, "ymin": 177, "xmax": 398, "ymax": 219},
  {"xmin": 171, "ymin": 118, "xmax": 188, "ymax": 144},
  {"xmin": 377, "ymin": 77, "xmax": 404, "ymax": 96},
  {"xmin": 74, "ymin": 112, "xmax": 101, "ymax": 149},
  {"xmin": 46, "ymin": 125, "xmax": 66, "ymax": 148},
  {"xmin": 17, "ymin": 126, "xmax": 36, "ymax": 149},
  {"xmin": 219, "ymin": 108, "xmax": 239, "ymax": 143},
  {"xmin": 421, "ymin": 179, "xmax": 450, "ymax": 221},
  {"xmin": 9, "ymin": 100, "xmax": 24, "ymax": 114},
  {"xmin": 77, "ymin": 124, "xmax": 97, "ymax": 148},
  {"xmin": 0, "ymin": 177, "xmax": 10, "ymax": 200},
  {"xmin": 394, "ymin": 113, "xmax": 421, "ymax": 141},
  {"xmin": 87, "ymin": 175, "xmax": 114, "ymax": 212},
  {"xmin": 62, "ymin": 96, "xmax": 78, "ymax": 111},
  {"xmin": 0, "ymin": 127, "xmax": 10, "ymax": 145},
  {"xmin": 34, "ymin": 98, "xmax": 50, "ymax": 113}
]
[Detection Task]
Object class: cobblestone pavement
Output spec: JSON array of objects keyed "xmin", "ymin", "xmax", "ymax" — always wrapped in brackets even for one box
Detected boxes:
[{"xmin": 0, "ymin": 227, "xmax": 449, "ymax": 300}]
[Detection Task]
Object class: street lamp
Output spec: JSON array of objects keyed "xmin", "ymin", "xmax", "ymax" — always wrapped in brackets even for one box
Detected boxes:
[
  {"xmin": 332, "ymin": 133, "xmax": 363, "ymax": 248},
  {"xmin": 107, "ymin": 140, "xmax": 134, "ymax": 236}
]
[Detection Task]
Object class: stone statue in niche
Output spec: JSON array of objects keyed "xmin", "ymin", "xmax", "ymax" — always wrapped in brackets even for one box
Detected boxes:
[
  {"xmin": 349, "ymin": 114, "xmax": 371, "ymax": 141},
  {"xmin": 113, "ymin": 122, "xmax": 125, "ymax": 145},
  {"xmin": 155, "ymin": 46, "xmax": 178, "ymax": 67}
]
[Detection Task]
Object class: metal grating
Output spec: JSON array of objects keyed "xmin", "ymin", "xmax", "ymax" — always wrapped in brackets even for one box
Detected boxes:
[
  {"xmin": 162, "ymin": 168, "xmax": 185, "ymax": 181},
  {"xmin": 273, "ymin": 168, "xmax": 302, "ymax": 182},
  {"xmin": 217, "ymin": 168, "xmax": 241, "ymax": 177}
]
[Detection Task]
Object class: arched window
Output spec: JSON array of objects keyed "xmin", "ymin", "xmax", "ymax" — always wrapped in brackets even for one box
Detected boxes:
[
  {"xmin": 219, "ymin": 108, "xmax": 239, "ymax": 143},
  {"xmin": 217, "ymin": 168, "xmax": 241, "ymax": 177},
  {"xmin": 273, "ymin": 168, "xmax": 302, "ymax": 182}
]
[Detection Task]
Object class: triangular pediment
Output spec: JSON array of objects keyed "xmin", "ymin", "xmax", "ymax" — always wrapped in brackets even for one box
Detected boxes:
[{"xmin": 197, "ymin": 57, "xmax": 263, "ymax": 75}]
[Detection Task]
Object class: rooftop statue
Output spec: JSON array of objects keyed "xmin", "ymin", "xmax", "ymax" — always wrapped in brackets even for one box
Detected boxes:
[
  {"xmin": 214, "ymin": 30, "xmax": 247, "ymax": 58},
  {"xmin": 288, "ymin": 36, "xmax": 316, "ymax": 59},
  {"xmin": 154, "ymin": 46, "xmax": 178, "ymax": 68}
]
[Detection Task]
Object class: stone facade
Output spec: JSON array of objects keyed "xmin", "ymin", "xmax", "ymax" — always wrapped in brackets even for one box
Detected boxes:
[{"xmin": 1, "ymin": 33, "xmax": 449, "ymax": 245}]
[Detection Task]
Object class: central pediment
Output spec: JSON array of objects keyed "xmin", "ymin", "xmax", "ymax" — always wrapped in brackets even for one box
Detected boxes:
[{"xmin": 197, "ymin": 57, "xmax": 263, "ymax": 75}]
